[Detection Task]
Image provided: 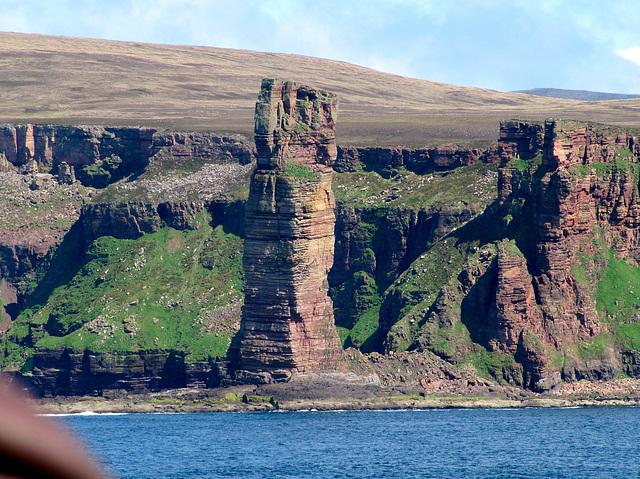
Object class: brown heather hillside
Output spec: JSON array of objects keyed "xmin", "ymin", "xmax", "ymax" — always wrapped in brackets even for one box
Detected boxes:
[{"xmin": 3, "ymin": 32, "xmax": 640, "ymax": 146}]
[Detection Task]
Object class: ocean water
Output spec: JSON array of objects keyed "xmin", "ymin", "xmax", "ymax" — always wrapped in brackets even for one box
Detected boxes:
[{"xmin": 58, "ymin": 407, "xmax": 640, "ymax": 479}]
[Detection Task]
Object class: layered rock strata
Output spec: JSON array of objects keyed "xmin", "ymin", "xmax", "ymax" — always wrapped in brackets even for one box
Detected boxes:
[
  {"xmin": 492, "ymin": 119, "xmax": 639, "ymax": 389},
  {"xmin": 22, "ymin": 348, "xmax": 223, "ymax": 396},
  {"xmin": 80, "ymin": 201, "xmax": 207, "ymax": 247},
  {"xmin": 0, "ymin": 124, "xmax": 254, "ymax": 179},
  {"xmin": 238, "ymin": 79, "xmax": 346, "ymax": 380},
  {"xmin": 335, "ymin": 145, "xmax": 489, "ymax": 174},
  {"xmin": 0, "ymin": 123, "xmax": 502, "ymax": 178}
]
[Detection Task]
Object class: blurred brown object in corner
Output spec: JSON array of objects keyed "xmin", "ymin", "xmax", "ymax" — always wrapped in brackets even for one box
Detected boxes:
[{"xmin": 0, "ymin": 378, "xmax": 109, "ymax": 479}]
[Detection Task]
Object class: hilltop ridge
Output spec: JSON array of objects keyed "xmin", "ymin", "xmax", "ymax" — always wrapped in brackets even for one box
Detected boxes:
[
  {"xmin": 3, "ymin": 32, "xmax": 640, "ymax": 146},
  {"xmin": 514, "ymin": 88, "xmax": 640, "ymax": 102}
]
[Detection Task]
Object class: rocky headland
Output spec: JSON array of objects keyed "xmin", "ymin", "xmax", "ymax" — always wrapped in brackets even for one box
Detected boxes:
[{"xmin": 3, "ymin": 77, "xmax": 640, "ymax": 409}]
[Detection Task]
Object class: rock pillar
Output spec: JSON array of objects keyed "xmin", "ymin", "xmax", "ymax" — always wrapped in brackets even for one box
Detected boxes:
[{"xmin": 238, "ymin": 78, "xmax": 346, "ymax": 380}]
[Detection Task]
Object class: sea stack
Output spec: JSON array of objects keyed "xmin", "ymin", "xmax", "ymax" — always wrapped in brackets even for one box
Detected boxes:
[{"xmin": 237, "ymin": 78, "xmax": 346, "ymax": 382}]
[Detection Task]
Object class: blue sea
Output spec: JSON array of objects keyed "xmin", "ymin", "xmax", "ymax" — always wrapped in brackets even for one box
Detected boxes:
[{"xmin": 58, "ymin": 407, "xmax": 640, "ymax": 479}]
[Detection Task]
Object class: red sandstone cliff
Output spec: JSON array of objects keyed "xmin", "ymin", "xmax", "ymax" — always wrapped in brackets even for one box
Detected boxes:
[
  {"xmin": 378, "ymin": 119, "xmax": 640, "ymax": 392},
  {"xmin": 491, "ymin": 120, "xmax": 639, "ymax": 389},
  {"xmin": 7, "ymin": 111, "xmax": 640, "ymax": 395}
]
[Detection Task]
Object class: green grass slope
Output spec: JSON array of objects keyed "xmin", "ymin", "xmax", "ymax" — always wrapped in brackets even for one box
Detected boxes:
[{"xmin": 3, "ymin": 212, "xmax": 244, "ymax": 370}]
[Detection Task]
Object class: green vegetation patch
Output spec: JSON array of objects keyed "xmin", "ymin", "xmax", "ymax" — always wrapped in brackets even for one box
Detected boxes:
[
  {"xmin": 343, "ymin": 305, "xmax": 381, "ymax": 353},
  {"xmin": 508, "ymin": 153, "xmax": 542, "ymax": 172},
  {"xmin": 564, "ymin": 333, "xmax": 615, "ymax": 362},
  {"xmin": 572, "ymin": 252, "xmax": 590, "ymax": 286},
  {"xmin": 2, "ymin": 213, "xmax": 244, "ymax": 370},
  {"xmin": 569, "ymin": 159, "xmax": 640, "ymax": 180},
  {"xmin": 333, "ymin": 162, "xmax": 498, "ymax": 210},
  {"xmin": 614, "ymin": 146, "xmax": 633, "ymax": 160},
  {"xmin": 332, "ymin": 270, "xmax": 381, "ymax": 328},
  {"xmin": 76, "ymin": 155, "xmax": 123, "ymax": 188},
  {"xmin": 467, "ymin": 348, "xmax": 519, "ymax": 381},
  {"xmin": 385, "ymin": 394, "xmax": 423, "ymax": 401},
  {"xmin": 616, "ymin": 323, "xmax": 640, "ymax": 352},
  {"xmin": 422, "ymin": 321, "xmax": 475, "ymax": 363},
  {"xmin": 383, "ymin": 210, "xmax": 503, "ymax": 355},
  {"xmin": 596, "ymin": 251, "xmax": 640, "ymax": 321},
  {"xmin": 396, "ymin": 236, "xmax": 473, "ymax": 296},
  {"xmin": 281, "ymin": 162, "xmax": 319, "ymax": 180},
  {"xmin": 336, "ymin": 326, "xmax": 351, "ymax": 347}
]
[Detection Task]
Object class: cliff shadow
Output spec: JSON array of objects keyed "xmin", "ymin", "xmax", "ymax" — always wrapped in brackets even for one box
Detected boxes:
[
  {"xmin": 225, "ymin": 327, "xmax": 244, "ymax": 378},
  {"xmin": 158, "ymin": 350, "xmax": 187, "ymax": 389},
  {"xmin": 21, "ymin": 220, "xmax": 87, "ymax": 312},
  {"xmin": 1, "ymin": 279, "xmax": 18, "ymax": 326},
  {"xmin": 207, "ymin": 199, "xmax": 245, "ymax": 238},
  {"xmin": 459, "ymin": 257, "xmax": 499, "ymax": 348}
]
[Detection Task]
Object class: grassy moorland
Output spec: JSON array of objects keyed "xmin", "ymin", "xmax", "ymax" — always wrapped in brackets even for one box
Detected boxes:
[{"xmin": 2, "ymin": 32, "xmax": 640, "ymax": 146}]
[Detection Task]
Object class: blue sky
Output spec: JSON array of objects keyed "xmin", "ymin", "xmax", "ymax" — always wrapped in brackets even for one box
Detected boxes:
[{"xmin": 2, "ymin": 0, "xmax": 640, "ymax": 93}]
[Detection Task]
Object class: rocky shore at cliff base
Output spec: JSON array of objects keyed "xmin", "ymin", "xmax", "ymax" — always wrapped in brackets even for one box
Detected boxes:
[{"xmin": 32, "ymin": 376, "xmax": 640, "ymax": 414}]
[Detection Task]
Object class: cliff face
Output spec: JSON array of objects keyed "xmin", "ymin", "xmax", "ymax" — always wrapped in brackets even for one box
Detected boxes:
[
  {"xmin": 80, "ymin": 201, "xmax": 207, "ymax": 247},
  {"xmin": 492, "ymin": 120, "xmax": 639, "ymax": 388},
  {"xmin": 28, "ymin": 348, "xmax": 219, "ymax": 396},
  {"xmin": 0, "ymin": 124, "xmax": 254, "ymax": 168},
  {"xmin": 0, "ymin": 124, "xmax": 154, "ymax": 177},
  {"xmin": 6, "ymin": 113, "xmax": 640, "ymax": 395},
  {"xmin": 237, "ymin": 79, "xmax": 346, "ymax": 381},
  {"xmin": 335, "ymin": 145, "xmax": 486, "ymax": 174},
  {"xmin": 1, "ymin": 113, "xmax": 495, "ymax": 395},
  {"xmin": 382, "ymin": 119, "xmax": 640, "ymax": 391},
  {"xmin": 0, "ymin": 123, "xmax": 256, "ymax": 396},
  {"xmin": 0, "ymin": 125, "xmax": 254, "ymax": 296}
]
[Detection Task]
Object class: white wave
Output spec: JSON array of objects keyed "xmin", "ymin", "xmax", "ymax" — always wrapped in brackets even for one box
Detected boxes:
[{"xmin": 39, "ymin": 411, "xmax": 128, "ymax": 417}]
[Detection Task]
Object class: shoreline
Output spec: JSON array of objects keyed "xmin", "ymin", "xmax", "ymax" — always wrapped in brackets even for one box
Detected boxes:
[{"xmin": 33, "ymin": 388, "xmax": 640, "ymax": 415}]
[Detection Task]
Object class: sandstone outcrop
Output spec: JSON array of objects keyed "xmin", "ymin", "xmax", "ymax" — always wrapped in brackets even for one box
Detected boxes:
[
  {"xmin": 490, "ymin": 119, "xmax": 639, "ymax": 389},
  {"xmin": 151, "ymin": 131, "xmax": 254, "ymax": 165},
  {"xmin": 376, "ymin": 120, "xmax": 640, "ymax": 392},
  {"xmin": 81, "ymin": 202, "xmax": 162, "ymax": 247},
  {"xmin": 0, "ymin": 124, "xmax": 154, "ymax": 169},
  {"xmin": 237, "ymin": 79, "xmax": 346, "ymax": 381},
  {"xmin": 23, "ymin": 347, "xmax": 222, "ymax": 396},
  {"xmin": 56, "ymin": 162, "xmax": 76, "ymax": 184},
  {"xmin": 0, "ymin": 124, "xmax": 255, "ymax": 186},
  {"xmin": 335, "ymin": 145, "xmax": 490, "ymax": 174},
  {"xmin": 80, "ymin": 201, "xmax": 219, "ymax": 247}
]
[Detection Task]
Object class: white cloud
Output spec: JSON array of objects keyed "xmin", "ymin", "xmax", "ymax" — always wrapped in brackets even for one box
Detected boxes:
[
  {"xmin": 362, "ymin": 55, "xmax": 415, "ymax": 78},
  {"xmin": 0, "ymin": 7, "xmax": 37, "ymax": 33},
  {"xmin": 616, "ymin": 46, "xmax": 640, "ymax": 68}
]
